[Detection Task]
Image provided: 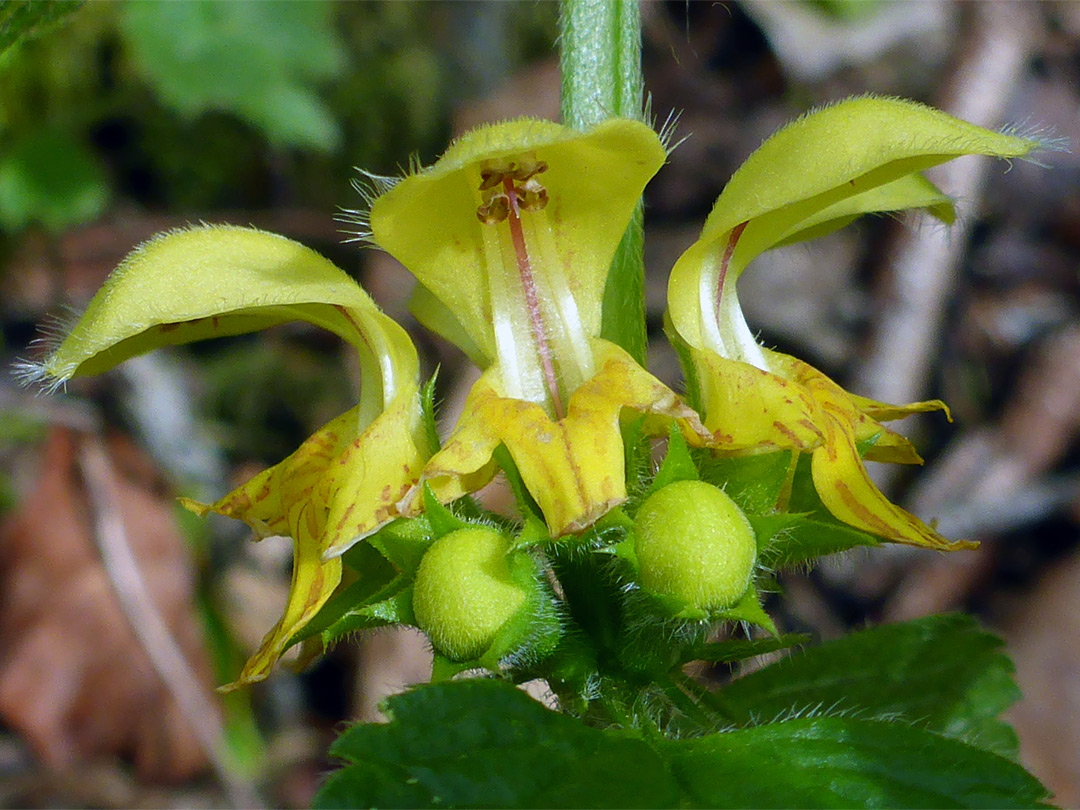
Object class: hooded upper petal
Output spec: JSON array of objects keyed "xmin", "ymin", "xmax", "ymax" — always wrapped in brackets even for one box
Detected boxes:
[
  {"xmin": 665, "ymin": 97, "xmax": 1042, "ymax": 550},
  {"xmin": 362, "ymin": 118, "xmax": 683, "ymax": 533},
  {"xmin": 370, "ymin": 118, "xmax": 667, "ymax": 365},
  {"xmin": 28, "ymin": 225, "xmax": 428, "ymax": 685},
  {"xmin": 668, "ymin": 97, "xmax": 1041, "ymax": 366}
]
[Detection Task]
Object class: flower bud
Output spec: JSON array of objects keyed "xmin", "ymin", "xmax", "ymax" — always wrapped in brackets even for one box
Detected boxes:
[
  {"xmin": 412, "ymin": 527, "xmax": 528, "ymax": 661},
  {"xmin": 634, "ymin": 480, "xmax": 756, "ymax": 610}
]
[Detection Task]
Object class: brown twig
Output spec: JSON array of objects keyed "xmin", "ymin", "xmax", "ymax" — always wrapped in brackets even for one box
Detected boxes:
[{"xmin": 77, "ymin": 437, "xmax": 262, "ymax": 809}]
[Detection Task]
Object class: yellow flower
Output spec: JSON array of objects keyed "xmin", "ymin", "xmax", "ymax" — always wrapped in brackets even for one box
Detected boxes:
[
  {"xmin": 363, "ymin": 118, "xmax": 706, "ymax": 536},
  {"xmin": 667, "ymin": 97, "xmax": 1042, "ymax": 549},
  {"xmin": 21, "ymin": 225, "xmax": 428, "ymax": 688}
]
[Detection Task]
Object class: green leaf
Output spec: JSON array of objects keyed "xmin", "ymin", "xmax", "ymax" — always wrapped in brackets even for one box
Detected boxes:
[
  {"xmin": 0, "ymin": 1, "xmax": 81, "ymax": 57},
  {"xmin": 718, "ymin": 615, "xmax": 1022, "ymax": 757},
  {"xmin": 0, "ymin": 127, "xmax": 108, "ymax": 233},
  {"xmin": 663, "ymin": 717, "xmax": 1048, "ymax": 809},
  {"xmin": 316, "ymin": 678, "xmax": 681, "ymax": 809},
  {"xmin": 119, "ymin": 1, "xmax": 345, "ymax": 151}
]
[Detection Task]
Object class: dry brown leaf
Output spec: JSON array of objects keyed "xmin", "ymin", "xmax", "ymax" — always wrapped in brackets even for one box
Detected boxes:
[{"xmin": 0, "ymin": 427, "xmax": 214, "ymax": 782}]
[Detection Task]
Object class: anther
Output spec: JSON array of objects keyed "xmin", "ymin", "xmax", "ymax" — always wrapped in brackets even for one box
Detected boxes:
[
  {"xmin": 477, "ymin": 192, "xmax": 510, "ymax": 224},
  {"xmin": 511, "ymin": 160, "xmax": 547, "ymax": 182},
  {"xmin": 479, "ymin": 167, "xmax": 505, "ymax": 191},
  {"xmin": 517, "ymin": 177, "xmax": 548, "ymax": 212}
]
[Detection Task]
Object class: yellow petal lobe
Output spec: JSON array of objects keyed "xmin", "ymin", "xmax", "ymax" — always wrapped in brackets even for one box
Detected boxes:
[{"xmin": 421, "ymin": 341, "xmax": 706, "ymax": 536}]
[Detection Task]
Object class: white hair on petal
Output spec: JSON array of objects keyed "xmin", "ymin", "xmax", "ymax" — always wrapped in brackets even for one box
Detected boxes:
[{"xmin": 337, "ymin": 169, "xmax": 401, "ymax": 244}]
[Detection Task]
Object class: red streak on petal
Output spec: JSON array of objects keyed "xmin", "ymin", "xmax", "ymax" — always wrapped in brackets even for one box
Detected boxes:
[
  {"xmin": 715, "ymin": 220, "xmax": 749, "ymax": 324},
  {"xmin": 503, "ymin": 176, "xmax": 565, "ymax": 419}
]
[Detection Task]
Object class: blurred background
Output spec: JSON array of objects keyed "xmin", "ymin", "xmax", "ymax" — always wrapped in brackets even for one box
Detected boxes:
[{"xmin": 1, "ymin": 1, "xmax": 1078, "ymax": 806}]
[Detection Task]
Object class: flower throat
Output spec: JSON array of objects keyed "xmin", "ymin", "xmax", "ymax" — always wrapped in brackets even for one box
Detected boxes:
[{"xmin": 475, "ymin": 156, "xmax": 593, "ymax": 419}]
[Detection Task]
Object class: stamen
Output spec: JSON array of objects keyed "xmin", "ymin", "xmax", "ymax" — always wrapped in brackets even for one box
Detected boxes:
[{"xmin": 502, "ymin": 175, "xmax": 565, "ymax": 419}]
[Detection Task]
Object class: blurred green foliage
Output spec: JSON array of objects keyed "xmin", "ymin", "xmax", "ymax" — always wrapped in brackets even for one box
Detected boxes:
[
  {"xmin": 0, "ymin": 126, "xmax": 108, "ymax": 231},
  {"xmin": 808, "ymin": 0, "xmax": 886, "ymax": 22},
  {"xmin": 120, "ymin": 1, "xmax": 346, "ymax": 153},
  {"xmin": 0, "ymin": 2, "xmax": 557, "ymax": 236},
  {"xmin": 0, "ymin": 0, "xmax": 82, "ymax": 57},
  {"xmin": 199, "ymin": 337, "xmax": 354, "ymax": 464}
]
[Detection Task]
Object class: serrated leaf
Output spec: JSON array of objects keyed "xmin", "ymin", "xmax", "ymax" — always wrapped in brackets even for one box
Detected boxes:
[
  {"xmin": 718, "ymin": 614, "xmax": 1022, "ymax": 757},
  {"xmin": 316, "ymin": 678, "xmax": 681, "ymax": 809},
  {"xmin": 663, "ymin": 716, "xmax": 1048, "ymax": 809}
]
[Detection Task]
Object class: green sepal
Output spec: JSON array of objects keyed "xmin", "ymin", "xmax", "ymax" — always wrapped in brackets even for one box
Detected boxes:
[
  {"xmin": 422, "ymin": 483, "xmax": 470, "ymax": 538},
  {"xmin": 644, "ymin": 426, "xmax": 699, "ymax": 500},
  {"xmin": 589, "ymin": 507, "xmax": 634, "ymax": 548},
  {"xmin": 663, "ymin": 312, "xmax": 703, "ymax": 414},
  {"xmin": 761, "ymin": 513, "xmax": 881, "ymax": 569},
  {"xmin": 684, "ymin": 633, "xmax": 809, "ymax": 666},
  {"xmin": 367, "ymin": 515, "xmax": 436, "ymax": 574},
  {"xmin": 480, "ymin": 553, "xmax": 564, "ymax": 671},
  {"xmin": 697, "ymin": 450, "xmax": 795, "ymax": 515},
  {"xmin": 323, "ymin": 585, "xmax": 417, "ymax": 641},
  {"xmin": 708, "ymin": 584, "xmax": 777, "ymax": 635},
  {"xmin": 430, "ymin": 653, "xmax": 474, "ymax": 684},
  {"xmin": 492, "ymin": 443, "xmax": 545, "ymax": 524},
  {"xmin": 286, "ymin": 540, "xmax": 398, "ymax": 647},
  {"xmin": 293, "ymin": 517, "xmax": 437, "ymax": 647},
  {"xmin": 420, "ymin": 369, "xmax": 442, "ymax": 456},
  {"xmin": 509, "ymin": 514, "xmax": 552, "ymax": 552},
  {"xmin": 621, "ymin": 415, "xmax": 650, "ymax": 494}
]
